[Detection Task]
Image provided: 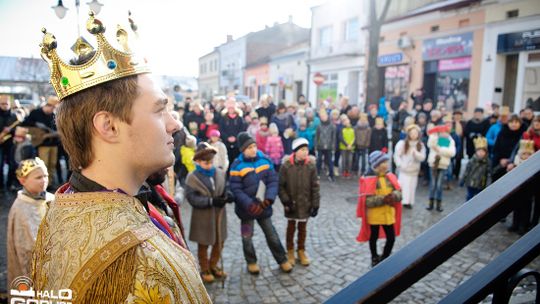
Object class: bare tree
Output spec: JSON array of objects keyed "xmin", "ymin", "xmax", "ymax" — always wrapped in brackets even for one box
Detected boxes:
[{"xmin": 365, "ymin": 0, "xmax": 392, "ymax": 109}]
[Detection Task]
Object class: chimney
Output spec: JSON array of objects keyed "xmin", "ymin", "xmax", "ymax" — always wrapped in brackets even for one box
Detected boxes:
[{"xmin": 226, "ymin": 35, "xmax": 233, "ymax": 43}]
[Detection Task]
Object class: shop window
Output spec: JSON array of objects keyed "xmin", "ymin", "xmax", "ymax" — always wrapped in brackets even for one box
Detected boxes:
[
  {"xmin": 431, "ymin": 25, "xmax": 439, "ymax": 32},
  {"xmin": 317, "ymin": 73, "xmax": 338, "ymax": 102},
  {"xmin": 507, "ymin": 10, "xmax": 519, "ymax": 19},
  {"xmin": 528, "ymin": 53, "xmax": 540, "ymax": 62}
]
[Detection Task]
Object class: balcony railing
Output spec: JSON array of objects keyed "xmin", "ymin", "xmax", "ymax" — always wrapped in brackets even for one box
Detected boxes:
[{"xmin": 326, "ymin": 151, "xmax": 540, "ymax": 304}]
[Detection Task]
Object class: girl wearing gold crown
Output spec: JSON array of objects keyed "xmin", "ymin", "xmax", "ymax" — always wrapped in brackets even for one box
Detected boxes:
[{"xmin": 7, "ymin": 158, "xmax": 53, "ymax": 285}]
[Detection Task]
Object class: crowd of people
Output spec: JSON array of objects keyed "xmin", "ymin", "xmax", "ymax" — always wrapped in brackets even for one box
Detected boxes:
[{"xmin": 5, "ymin": 88, "xmax": 539, "ymax": 291}]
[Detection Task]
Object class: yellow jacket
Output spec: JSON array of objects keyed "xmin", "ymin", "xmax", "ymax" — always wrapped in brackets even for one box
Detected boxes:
[
  {"xmin": 181, "ymin": 145, "xmax": 196, "ymax": 173},
  {"xmin": 366, "ymin": 176, "xmax": 396, "ymax": 225}
]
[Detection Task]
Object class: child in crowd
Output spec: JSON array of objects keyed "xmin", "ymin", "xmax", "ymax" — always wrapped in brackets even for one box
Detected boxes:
[
  {"xmin": 354, "ymin": 113, "xmax": 371, "ymax": 175},
  {"xmin": 426, "ymin": 125, "xmax": 456, "ymax": 212},
  {"xmin": 369, "ymin": 117, "xmax": 388, "ymax": 154},
  {"xmin": 339, "ymin": 117, "xmax": 355, "ymax": 178},
  {"xmin": 185, "ymin": 143, "xmax": 234, "ymax": 283},
  {"xmin": 315, "ymin": 109, "xmax": 336, "ymax": 182},
  {"xmin": 296, "ymin": 117, "xmax": 315, "ymax": 155},
  {"xmin": 256, "ymin": 117, "xmax": 270, "ymax": 155},
  {"xmin": 279, "ymin": 138, "xmax": 320, "ymax": 266},
  {"xmin": 7, "ymin": 158, "xmax": 54, "ymax": 284},
  {"xmin": 208, "ymin": 129, "xmax": 229, "ymax": 171},
  {"xmin": 181, "ymin": 135, "xmax": 197, "ymax": 174},
  {"xmin": 12, "ymin": 126, "xmax": 36, "ymax": 168},
  {"xmin": 229, "ymin": 132, "xmax": 293, "ymax": 274},
  {"xmin": 200, "ymin": 111, "xmax": 219, "ymax": 141},
  {"xmin": 356, "ymin": 151, "xmax": 402, "ymax": 267},
  {"xmin": 247, "ymin": 111, "xmax": 260, "ymax": 138},
  {"xmin": 393, "ymin": 124, "xmax": 426, "ymax": 208},
  {"xmin": 460, "ymin": 136, "xmax": 490, "ymax": 201},
  {"xmin": 265, "ymin": 123, "xmax": 285, "ymax": 172},
  {"xmin": 507, "ymin": 140, "xmax": 535, "ymax": 234}
]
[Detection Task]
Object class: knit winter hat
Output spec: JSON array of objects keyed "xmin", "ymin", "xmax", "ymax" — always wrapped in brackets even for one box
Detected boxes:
[
  {"xmin": 193, "ymin": 142, "xmax": 218, "ymax": 161},
  {"xmin": 208, "ymin": 129, "xmax": 220, "ymax": 138},
  {"xmin": 237, "ymin": 132, "xmax": 256, "ymax": 151},
  {"xmin": 369, "ymin": 151, "xmax": 389, "ymax": 170},
  {"xmin": 292, "ymin": 137, "xmax": 309, "ymax": 152}
]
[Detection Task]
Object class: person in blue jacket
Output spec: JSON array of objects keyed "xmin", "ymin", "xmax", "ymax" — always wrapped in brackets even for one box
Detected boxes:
[{"xmin": 229, "ymin": 132, "xmax": 293, "ymax": 275}]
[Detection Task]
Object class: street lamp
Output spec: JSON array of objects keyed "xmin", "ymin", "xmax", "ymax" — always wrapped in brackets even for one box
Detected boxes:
[{"xmin": 51, "ymin": 0, "xmax": 104, "ymax": 19}]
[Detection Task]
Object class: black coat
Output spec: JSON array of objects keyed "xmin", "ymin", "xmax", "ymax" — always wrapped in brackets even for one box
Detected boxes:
[
  {"xmin": 369, "ymin": 128, "xmax": 388, "ymax": 153},
  {"xmin": 492, "ymin": 124, "xmax": 527, "ymax": 165},
  {"xmin": 464, "ymin": 118, "xmax": 490, "ymax": 158}
]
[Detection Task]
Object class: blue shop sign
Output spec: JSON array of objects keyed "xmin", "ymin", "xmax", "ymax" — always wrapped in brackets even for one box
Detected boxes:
[
  {"xmin": 497, "ymin": 28, "xmax": 540, "ymax": 53},
  {"xmin": 378, "ymin": 53, "xmax": 403, "ymax": 66}
]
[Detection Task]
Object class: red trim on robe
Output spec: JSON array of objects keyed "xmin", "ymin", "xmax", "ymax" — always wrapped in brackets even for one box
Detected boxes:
[{"xmin": 356, "ymin": 173, "xmax": 402, "ymax": 242}]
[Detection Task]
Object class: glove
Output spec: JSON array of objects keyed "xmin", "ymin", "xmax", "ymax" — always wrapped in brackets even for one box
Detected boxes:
[
  {"xmin": 212, "ymin": 197, "xmax": 226, "ymax": 208},
  {"xmin": 247, "ymin": 202, "xmax": 264, "ymax": 216},
  {"xmin": 260, "ymin": 199, "xmax": 273, "ymax": 209},
  {"xmin": 310, "ymin": 207, "xmax": 319, "ymax": 217},
  {"xmin": 224, "ymin": 191, "xmax": 235, "ymax": 203}
]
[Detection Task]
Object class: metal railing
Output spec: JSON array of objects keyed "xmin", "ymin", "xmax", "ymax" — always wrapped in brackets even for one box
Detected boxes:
[{"xmin": 326, "ymin": 151, "xmax": 540, "ymax": 304}]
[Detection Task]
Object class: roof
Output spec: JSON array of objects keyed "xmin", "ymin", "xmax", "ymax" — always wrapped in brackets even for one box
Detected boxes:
[
  {"xmin": 0, "ymin": 56, "xmax": 50, "ymax": 82},
  {"xmin": 384, "ymin": 0, "xmax": 481, "ymax": 24}
]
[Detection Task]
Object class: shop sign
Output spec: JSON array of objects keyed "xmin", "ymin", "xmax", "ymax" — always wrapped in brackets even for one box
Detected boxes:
[
  {"xmin": 438, "ymin": 57, "xmax": 472, "ymax": 71},
  {"xmin": 423, "ymin": 32, "xmax": 473, "ymax": 60},
  {"xmin": 378, "ymin": 53, "xmax": 403, "ymax": 66},
  {"xmin": 313, "ymin": 72, "xmax": 325, "ymax": 86},
  {"xmin": 497, "ymin": 28, "xmax": 540, "ymax": 53}
]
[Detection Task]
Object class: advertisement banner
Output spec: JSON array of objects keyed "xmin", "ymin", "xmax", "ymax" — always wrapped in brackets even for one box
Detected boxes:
[
  {"xmin": 438, "ymin": 57, "xmax": 472, "ymax": 71},
  {"xmin": 423, "ymin": 32, "xmax": 473, "ymax": 60}
]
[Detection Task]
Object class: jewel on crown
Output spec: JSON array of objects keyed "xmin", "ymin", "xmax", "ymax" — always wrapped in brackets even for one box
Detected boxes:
[{"xmin": 40, "ymin": 11, "xmax": 151, "ymax": 100}]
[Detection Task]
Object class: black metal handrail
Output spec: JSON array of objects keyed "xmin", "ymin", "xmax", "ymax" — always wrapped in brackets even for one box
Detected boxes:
[{"xmin": 326, "ymin": 151, "xmax": 540, "ymax": 304}]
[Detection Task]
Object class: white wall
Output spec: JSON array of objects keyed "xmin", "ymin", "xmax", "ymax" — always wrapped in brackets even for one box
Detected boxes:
[{"xmin": 218, "ymin": 37, "xmax": 246, "ymax": 93}]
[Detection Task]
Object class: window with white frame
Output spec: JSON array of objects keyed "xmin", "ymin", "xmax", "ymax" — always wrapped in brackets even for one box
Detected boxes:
[
  {"xmin": 345, "ymin": 18, "xmax": 359, "ymax": 41},
  {"xmin": 319, "ymin": 26, "xmax": 332, "ymax": 47}
]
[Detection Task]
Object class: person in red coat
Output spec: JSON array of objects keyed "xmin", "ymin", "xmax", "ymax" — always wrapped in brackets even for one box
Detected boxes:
[{"xmin": 356, "ymin": 151, "xmax": 402, "ymax": 267}]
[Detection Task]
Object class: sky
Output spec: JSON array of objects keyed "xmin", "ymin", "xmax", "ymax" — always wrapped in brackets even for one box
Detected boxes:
[{"xmin": 0, "ymin": 0, "xmax": 324, "ymax": 77}]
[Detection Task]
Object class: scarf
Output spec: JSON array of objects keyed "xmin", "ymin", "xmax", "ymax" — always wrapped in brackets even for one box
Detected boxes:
[
  {"xmin": 195, "ymin": 164, "xmax": 216, "ymax": 177},
  {"xmin": 22, "ymin": 188, "xmax": 47, "ymax": 200}
]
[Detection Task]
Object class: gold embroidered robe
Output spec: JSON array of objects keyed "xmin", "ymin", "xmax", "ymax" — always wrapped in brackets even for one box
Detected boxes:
[{"xmin": 32, "ymin": 191, "xmax": 211, "ymax": 303}]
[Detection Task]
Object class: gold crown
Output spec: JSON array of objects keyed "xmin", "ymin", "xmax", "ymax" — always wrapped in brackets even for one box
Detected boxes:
[
  {"xmin": 16, "ymin": 157, "xmax": 47, "ymax": 179},
  {"xmin": 40, "ymin": 11, "xmax": 151, "ymax": 100},
  {"xmin": 473, "ymin": 136, "xmax": 487, "ymax": 150},
  {"xmin": 518, "ymin": 140, "xmax": 535, "ymax": 155}
]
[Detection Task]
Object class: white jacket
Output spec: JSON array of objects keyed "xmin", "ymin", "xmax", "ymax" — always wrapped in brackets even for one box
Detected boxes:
[
  {"xmin": 427, "ymin": 134, "xmax": 456, "ymax": 169},
  {"xmin": 394, "ymin": 140, "xmax": 426, "ymax": 174},
  {"xmin": 211, "ymin": 141, "xmax": 229, "ymax": 170}
]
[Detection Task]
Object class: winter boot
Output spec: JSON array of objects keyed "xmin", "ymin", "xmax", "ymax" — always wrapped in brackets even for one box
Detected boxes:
[
  {"xmin": 280, "ymin": 261, "xmax": 293, "ymax": 273},
  {"xmin": 426, "ymin": 199, "xmax": 434, "ymax": 211},
  {"xmin": 247, "ymin": 263, "xmax": 260, "ymax": 275},
  {"xmin": 436, "ymin": 200, "xmax": 444, "ymax": 212},
  {"xmin": 287, "ymin": 249, "xmax": 296, "ymax": 266},
  {"xmin": 201, "ymin": 271, "xmax": 215, "ymax": 283},
  {"xmin": 297, "ymin": 250, "xmax": 310, "ymax": 266},
  {"xmin": 210, "ymin": 266, "xmax": 227, "ymax": 279},
  {"xmin": 334, "ymin": 167, "xmax": 340, "ymax": 177},
  {"xmin": 371, "ymin": 255, "xmax": 380, "ymax": 267}
]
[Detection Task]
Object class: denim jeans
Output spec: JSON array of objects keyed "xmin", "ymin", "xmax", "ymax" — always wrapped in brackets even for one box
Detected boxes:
[
  {"xmin": 241, "ymin": 217, "xmax": 287, "ymax": 264},
  {"xmin": 429, "ymin": 168, "xmax": 445, "ymax": 201},
  {"xmin": 316, "ymin": 149, "xmax": 334, "ymax": 177},
  {"xmin": 355, "ymin": 148, "xmax": 369, "ymax": 174}
]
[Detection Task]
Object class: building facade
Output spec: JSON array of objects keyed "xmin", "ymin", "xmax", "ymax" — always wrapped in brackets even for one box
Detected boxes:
[
  {"xmin": 478, "ymin": 0, "xmax": 540, "ymax": 112},
  {"xmin": 218, "ymin": 35, "xmax": 247, "ymax": 94},
  {"xmin": 198, "ymin": 49, "xmax": 220, "ymax": 101},
  {"xmin": 378, "ymin": 0, "xmax": 485, "ymax": 114},
  {"xmin": 268, "ymin": 42, "xmax": 309, "ymax": 104},
  {"xmin": 308, "ymin": 0, "xmax": 367, "ymax": 107}
]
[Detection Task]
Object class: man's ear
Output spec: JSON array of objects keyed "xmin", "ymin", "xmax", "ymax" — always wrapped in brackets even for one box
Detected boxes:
[{"xmin": 93, "ymin": 111, "xmax": 121, "ymax": 143}]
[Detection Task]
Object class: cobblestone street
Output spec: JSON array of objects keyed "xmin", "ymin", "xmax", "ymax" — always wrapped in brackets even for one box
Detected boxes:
[{"xmin": 1, "ymin": 178, "xmax": 538, "ymax": 303}]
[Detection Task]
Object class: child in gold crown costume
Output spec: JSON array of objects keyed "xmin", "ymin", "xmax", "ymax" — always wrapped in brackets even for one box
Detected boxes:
[
  {"xmin": 32, "ymin": 12, "xmax": 211, "ymax": 303},
  {"xmin": 8, "ymin": 158, "xmax": 53, "ymax": 286}
]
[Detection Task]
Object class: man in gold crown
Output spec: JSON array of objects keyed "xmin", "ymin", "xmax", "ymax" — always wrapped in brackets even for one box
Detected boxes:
[{"xmin": 32, "ymin": 12, "xmax": 211, "ymax": 303}]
